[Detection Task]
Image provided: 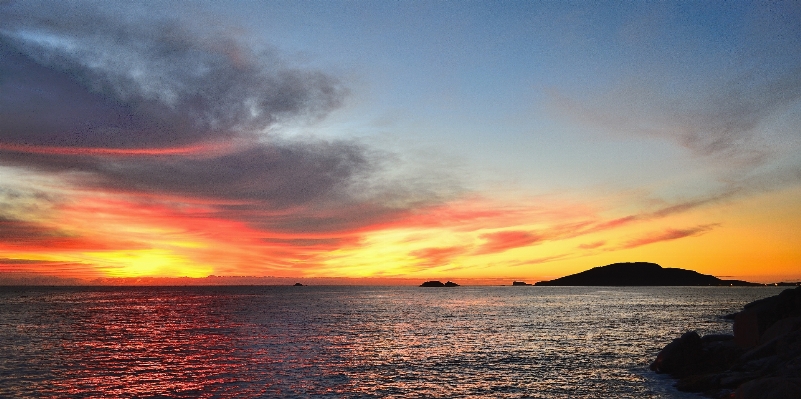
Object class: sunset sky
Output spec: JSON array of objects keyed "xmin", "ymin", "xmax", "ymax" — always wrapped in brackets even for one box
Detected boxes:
[{"xmin": 1, "ymin": 1, "xmax": 800, "ymax": 284}]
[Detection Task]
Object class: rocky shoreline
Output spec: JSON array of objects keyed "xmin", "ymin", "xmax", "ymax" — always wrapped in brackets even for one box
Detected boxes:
[{"xmin": 650, "ymin": 287, "xmax": 801, "ymax": 398}]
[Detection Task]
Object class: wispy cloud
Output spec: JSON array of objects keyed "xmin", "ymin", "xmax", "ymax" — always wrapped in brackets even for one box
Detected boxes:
[
  {"xmin": 620, "ymin": 224, "xmax": 720, "ymax": 249},
  {"xmin": 410, "ymin": 246, "xmax": 470, "ymax": 267},
  {"xmin": 550, "ymin": 68, "xmax": 801, "ymax": 173},
  {"xmin": 578, "ymin": 241, "xmax": 605, "ymax": 250},
  {"xmin": 474, "ymin": 230, "xmax": 543, "ymax": 255}
]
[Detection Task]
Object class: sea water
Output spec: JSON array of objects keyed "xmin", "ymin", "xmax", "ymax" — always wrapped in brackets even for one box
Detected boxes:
[{"xmin": 0, "ymin": 285, "xmax": 785, "ymax": 398}]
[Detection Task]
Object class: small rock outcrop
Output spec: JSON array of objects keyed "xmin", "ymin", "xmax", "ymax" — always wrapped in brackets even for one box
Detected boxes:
[
  {"xmin": 420, "ymin": 280, "xmax": 460, "ymax": 287},
  {"xmin": 293, "ymin": 282, "xmax": 304, "ymax": 286},
  {"xmin": 512, "ymin": 281, "xmax": 531, "ymax": 286},
  {"xmin": 651, "ymin": 287, "xmax": 801, "ymax": 398}
]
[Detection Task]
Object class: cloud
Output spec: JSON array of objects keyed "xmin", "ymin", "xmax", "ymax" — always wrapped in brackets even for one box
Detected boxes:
[
  {"xmin": 410, "ymin": 246, "xmax": 470, "ymax": 267},
  {"xmin": 0, "ymin": 2, "xmax": 346, "ymax": 149},
  {"xmin": 551, "ymin": 67, "xmax": 801, "ymax": 170},
  {"xmin": 548, "ymin": 3, "xmax": 801, "ymax": 189},
  {"xmin": 620, "ymin": 224, "xmax": 720, "ymax": 249},
  {"xmin": 0, "ymin": 215, "xmax": 140, "ymax": 251},
  {"xmin": 0, "ymin": 1, "xmax": 462, "ymax": 244},
  {"xmin": 474, "ymin": 230, "xmax": 543, "ymax": 255},
  {"xmin": 578, "ymin": 241, "xmax": 605, "ymax": 250},
  {"xmin": 506, "ymin": 254, "xmax": 570, "ymax": 267}
]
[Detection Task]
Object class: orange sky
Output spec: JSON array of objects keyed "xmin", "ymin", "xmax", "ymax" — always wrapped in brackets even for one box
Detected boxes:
[
  {"xmin": 2, "ymin": 174, "xmax": 799, "ymax": 283},
  {"xmin": 1, "ymin": 2, "xmax": 800, "ymax": 284}
]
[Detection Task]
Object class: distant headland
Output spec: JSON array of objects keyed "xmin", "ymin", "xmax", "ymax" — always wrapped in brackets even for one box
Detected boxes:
[{"xmin": 534, "ymin": 262, "xmax": 761, "ymax": 286}]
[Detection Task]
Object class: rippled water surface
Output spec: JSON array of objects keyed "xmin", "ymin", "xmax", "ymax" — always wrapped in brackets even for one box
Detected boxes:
[{"xmin": 0, "ymin": 285, "xmax": 785, "ymax": 398}]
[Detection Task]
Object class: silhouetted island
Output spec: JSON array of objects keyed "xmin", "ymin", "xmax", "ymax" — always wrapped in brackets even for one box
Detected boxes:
[
  {"xmin": 293, "ymin": 282, "xmax": 304, "ymax": 286},
  {"xmin": 512, "ymin": 281, "xmax": 532, "ymax": 286},
  {"xmin": 534, "ymin": 262, "xmax": 760, "ymax": 286},
  {"xmin": 420, "ymin": 280, "xmax": 460, "ymax": 287}
]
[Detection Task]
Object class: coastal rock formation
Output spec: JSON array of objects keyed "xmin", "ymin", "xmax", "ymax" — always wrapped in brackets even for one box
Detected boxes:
[
  {"xmin": 535, "ymin": 262, "xmax": 759, "ymax": 286},
  {"xmin": 419, "ymin": 280, "xmax": 460, "ymax": 287},
  {"xmin": 512, "ymin": 281, "xmax": 532, "ymax": 286},
  {"xmin": 651, "ymin": 287, "xmax": 801, "ymax": 398}
]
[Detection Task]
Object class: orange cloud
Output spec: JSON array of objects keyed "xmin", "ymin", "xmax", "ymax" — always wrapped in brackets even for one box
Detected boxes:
[
  {"xmin": 0, "ymin": 142, "xmax": 234, "ymax": 157},
  {"xmin": 475, "ymin": 230, "xmax": 543, "ymax": 254},
  {"xmin": 620, "ymin": 224, "xmax": 720, "ymax": 249},
  {"xmin": 409, "ymin": 246, "xmax": 470, "ymax": 267},
  {"xmin": 578, "ymin": 241, "xmax": 606, "ymax": 249}
]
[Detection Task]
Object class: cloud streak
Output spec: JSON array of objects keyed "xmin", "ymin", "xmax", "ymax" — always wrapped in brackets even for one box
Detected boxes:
[
  {"xmin": 620, "ymin": 224, "xmax": 720, "ymax": 249},
  {"xmin": 474, "ymin": 230, "xmax": 543, "ymax": 255}
]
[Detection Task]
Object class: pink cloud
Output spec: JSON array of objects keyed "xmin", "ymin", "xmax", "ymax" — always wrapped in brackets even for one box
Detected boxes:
[
  {"xmin": 410, "ymin": 246, "xmax": 470, "ymax": 267},
  {"xmin": 475, "ymin": 230, "xmax": 544, "ymax": 255},
  {"xmin": 578, "ymin": 241, "xmax": 606, "ymax": 249}
]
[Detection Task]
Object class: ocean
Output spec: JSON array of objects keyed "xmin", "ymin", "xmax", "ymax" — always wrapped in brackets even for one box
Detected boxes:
[{"xmin": 0, "ymin": 285, "xmax": 785, "ymax": 398}]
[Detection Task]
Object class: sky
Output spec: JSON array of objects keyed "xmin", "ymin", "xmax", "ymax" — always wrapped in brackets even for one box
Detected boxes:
[{"xmin": 1, "ymin": 0, "xmax": 800, "ymax": 284}]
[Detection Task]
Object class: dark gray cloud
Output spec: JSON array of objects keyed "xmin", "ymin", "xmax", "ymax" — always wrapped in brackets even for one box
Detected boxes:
[
  {"xmin": 0, "ymin": 1, "xmax": 460, "ymax": 236},
  {"xmin": 0, "ymin": 1, "xmax": 346, "ymax": 148},
  {"xmin": 0, "ymin": 138, "xmax": 428, "ymax": 233}
]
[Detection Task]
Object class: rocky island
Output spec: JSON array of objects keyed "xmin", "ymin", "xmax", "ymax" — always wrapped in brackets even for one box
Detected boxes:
[
  {"xmin": 419, "ymin": 280, "xmax": 460, "ymax": 287},
  {"xmin": 651, "ymin": 286, "xmax": 801, "ymax": 398},
  {"xmin": 534, "ymin": 262, "xmax": 760, "ymax": 286}
]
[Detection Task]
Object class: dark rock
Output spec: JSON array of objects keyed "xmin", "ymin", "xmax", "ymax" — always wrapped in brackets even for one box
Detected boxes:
[
  {"xmin": 650, "ymin": 331, "xmax": 703, "ymax": 376},
  {"xmin": 293, "ymin": 282, "xmax": 304, "ymax": 286},
  {"xmin": 718, "ymin": 371, "xmax": 761, "ymax": 389},
  {"xmin": 535, "ymin": 262, "xmax": 760, "ymax": 286},
  {"xmin": 760, "ymin": 316, "xmax": 801, "ymax": 346},
  {"xmin": 734, "ymin": 287, "xmax": 801, "ymax": 348},
  {"xmin": 512, "ymin": 281, "xmax": 531, "ymax": 286},
  {"xmin": 735, "ymin": 377, "xmax": 801, "ymax": 399},
  {"xmin": 651, "ymin": 332, "xmax": 743, "ymax": 381},
  {"xmin": 734, "ymin": 310, "xmax": 761, "ymax": 348},
  {"xmin": 652, "ymin": 287, "xmax": 801, "ymax": 397},
  {"xmin": 420, "ymin": 280, "xmax": 460, "ymax": 287},
  {"xmin": 675, "ymin": 373, "xmax": 719, "ymax": 392}
]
